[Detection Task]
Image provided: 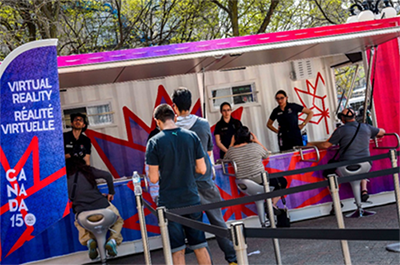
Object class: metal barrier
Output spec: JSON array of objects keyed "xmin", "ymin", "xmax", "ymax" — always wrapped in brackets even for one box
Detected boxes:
[
  {"xmin": 327, "ymin": 174, "xmax": 351, "ymax": 265},
  {"xmin": 132, "ymin": 173, "xmax": 152, "ymax": 265},
  {"xmin": 293, "ymin": 145, "xmax": 320, "ymax": 162},
  {"xmin": 216, "ymin": 159, "xmax": 282, "ymax": 264},
  {"xmin": 373, "ymin": 133, "xmax": 400, "ymax": 149},
  {"xmin": 138, "ymin": 150, "xmax": 400, "ymax": 264}
]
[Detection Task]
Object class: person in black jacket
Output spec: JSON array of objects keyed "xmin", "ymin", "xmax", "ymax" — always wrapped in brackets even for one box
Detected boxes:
[
  {"xmin": 66, "ymin": 157, "xmax": 124, "ymax": 260},
  {"xmin": 267, "ymin": 90, "xmax": 313, "ymax": 151}
]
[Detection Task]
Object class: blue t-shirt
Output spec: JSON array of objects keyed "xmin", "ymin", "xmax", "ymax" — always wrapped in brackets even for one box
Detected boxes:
[
  {"xmin": 145, "ymin": 127, "xmax": 205, "ymax": 209},
  {"xmin": 328, "ymin": 121, "xmax": 380, "ymax": 161}
]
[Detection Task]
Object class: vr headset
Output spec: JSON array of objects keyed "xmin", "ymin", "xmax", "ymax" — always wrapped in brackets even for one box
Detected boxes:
[
  {"xmin": 337, "ymin": 109, "xmax": 355, "ymax": 120},
  {"xmin": 70, "ymin": 113, "xmax": 89, "ymax": 131}
]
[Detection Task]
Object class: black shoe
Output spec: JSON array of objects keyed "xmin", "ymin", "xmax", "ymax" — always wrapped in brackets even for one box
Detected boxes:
[
  {"xmin": 273, "ymin": 206, "xmax": 282, "ymax": 216},
  {"xmin": 361, "ymin": 190, "xmax": 369, "ymax": 202},
  {"xmin": 330, "ymin": 202, "xmax": 344, "ymax": 215}
]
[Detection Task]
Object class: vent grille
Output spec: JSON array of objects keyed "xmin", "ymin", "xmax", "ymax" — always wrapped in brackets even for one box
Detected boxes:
[{"xmin": 291, "ymin": 60, "xmax": 315, "ymax": 80}]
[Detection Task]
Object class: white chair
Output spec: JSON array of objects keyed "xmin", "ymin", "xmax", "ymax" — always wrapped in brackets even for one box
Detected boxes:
[
  {"xmin": 77, "ymin": 208, "xmax": 118, "ymax": 263},
  {"xmin": 335, "ymin": 162, "xmax": 375, "ymax": 218},
  {"xmin": 235, "ymin": 178, "xmax": 274, "ymax": 227}
]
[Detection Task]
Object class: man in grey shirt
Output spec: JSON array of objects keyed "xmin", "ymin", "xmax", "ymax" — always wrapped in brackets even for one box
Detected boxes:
[
  {"xmin": 310, "ymin": 108, "xmax": 385, "ymax": 201},
  {"xmin": 172, "ymin": 88, "xmax": 237, "ymax": 265}
]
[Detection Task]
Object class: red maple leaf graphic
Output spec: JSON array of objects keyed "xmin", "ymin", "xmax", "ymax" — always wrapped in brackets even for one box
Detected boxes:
[
  {"xmin": 294, "ymin": 72, "xmax": 331, "ymax": 134},
  {"xmin": 0, "ymin": 137, "xmax": 66, "ymax": 259}
]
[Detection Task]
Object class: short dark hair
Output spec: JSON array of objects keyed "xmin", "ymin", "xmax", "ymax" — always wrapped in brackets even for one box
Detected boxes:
[
  {"xmin": 275, "ymin": 90, "xmax": 287, "ymax": 98},
  {"xmin": 172, "ymin": 87, "xmax": 192, "ymax": 112},
  {"xmin": 234, "ymin": 126, "xmax": 252, "ymax": 145},
  {"xmin": 70, "ymin": 113, "xmax": 88, "ymax": 131},
  {"xmin": 220, "ymin": 102, "xmax": 231, "ymax": 113},
  {"xmin": 154, "ymin": 104, "xmax": 175, "ymax": 123}
]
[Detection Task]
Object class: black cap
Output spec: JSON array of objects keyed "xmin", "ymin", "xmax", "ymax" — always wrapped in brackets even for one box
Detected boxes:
[{"xmin": 70, "ymin": 113, "xmax": 89, "ymax": 132}]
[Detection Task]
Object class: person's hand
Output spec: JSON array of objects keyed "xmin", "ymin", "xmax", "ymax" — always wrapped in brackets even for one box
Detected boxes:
[
  {"xmin": 107, "ymin": 194, "xmax": 114, "ymax": 201},
  {"xmin": 299, "ymin": 123, "xmax": 305, "ymax": 130},
  {"xmin": 250, "ymin": 132, "xmax": 258, "ymax": 142}
]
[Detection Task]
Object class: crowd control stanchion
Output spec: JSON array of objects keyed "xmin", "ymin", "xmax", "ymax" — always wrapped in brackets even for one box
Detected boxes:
[
  {"xmin": 156, "ymin": 207, "xmax": 173, "ymax": 265},
  {"xmin": 230, "ymin": 222, "xmax": 249, "ymax": 265},
  {"xmin": 262, "ymin": 172, "xmax": 282, "ymax": 265},
  {"xmin": 386, "ymin": 149, "xmax": 400, "ymax": 253},
  {"xmin": 327, "ymin": 174, "xmax": 352, "ymax": 265},
  {"xmin": 132, "ymin": 172, "xmax": 152, "ymax": 265}
]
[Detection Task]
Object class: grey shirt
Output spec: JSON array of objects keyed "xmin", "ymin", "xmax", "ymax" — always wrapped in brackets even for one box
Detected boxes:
[
  {"xmin": 224, "ymin": 143, "xmax": 269, "ymax": 181},
  {"xmin": 328, "ymin": 121, "xmax": 380, "ymax": 161},
  {"xmin": 176, "ymin": 115, "xmax": 214, "ymax": 187}
]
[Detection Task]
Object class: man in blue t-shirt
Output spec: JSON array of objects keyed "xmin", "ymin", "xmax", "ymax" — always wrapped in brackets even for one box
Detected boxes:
[
  {"xmin": 172, "ymin": 88, "xmax": 237, "ymax": 265},
  {"xmin": 310, "ymin": 108, "xmax": 385, "ymax": 201},
  {"xmin": 145, "ymin": 104, "xmax": 211, "ymax": 265}
]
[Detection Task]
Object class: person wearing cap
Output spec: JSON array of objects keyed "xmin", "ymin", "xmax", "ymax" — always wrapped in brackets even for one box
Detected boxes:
[
  {"xmin": 64, "ymin": 113, "xmax": 92, "ymax": 165},
  {"xmin": 267, "ymin": 90, "xmax": 313, "ymax": 152},
  {"xmin": 308, "ymin": 108, "xmax": 385, "ymax": 204}
]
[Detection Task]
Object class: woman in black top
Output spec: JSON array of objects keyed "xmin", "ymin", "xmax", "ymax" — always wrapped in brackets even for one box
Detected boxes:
[
  {"xmin": 66, "ymin": 157, "xmax": 124, "ymax": 260},
  {"xmin": 267, "ymin": 90, "xmax": 313, "ymax": 151},
  {"xmin": 214, "ymin": 102, "xmax": 243, "ymax": 158}
]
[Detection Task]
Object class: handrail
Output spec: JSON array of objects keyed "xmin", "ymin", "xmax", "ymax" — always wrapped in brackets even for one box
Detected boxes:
[
  {"xmin": 373, "ymin": 133, "xmax": 400, "ymax": 149},
  {"xmin": 293, "ymin": 145, "xmax": 320, "ymax": 162},
  {"xmin": 215, "ymin": 159, "xmax": 237, "ymax": 176}
]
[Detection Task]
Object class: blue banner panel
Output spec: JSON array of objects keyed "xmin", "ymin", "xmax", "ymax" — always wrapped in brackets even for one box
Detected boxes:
[{"xmin": 0, "ymin": 40, "xmax": 68, "ymax": 264}]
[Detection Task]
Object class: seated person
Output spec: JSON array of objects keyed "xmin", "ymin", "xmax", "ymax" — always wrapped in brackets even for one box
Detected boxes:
[
  {"xmin": 66, "ymin": 157, "xmax": 124, "ymax": 260},
  {"xmin": 224, "ymin": 126, "xmax": 287, "ymax": 212}
]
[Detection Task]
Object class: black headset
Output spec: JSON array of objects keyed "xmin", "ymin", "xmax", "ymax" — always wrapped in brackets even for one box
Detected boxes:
[
  {"xmin": 337, "ymin": 109, "xmax": 355, "ymax": 120},
  {"xmin": 70, "ymin": 113, "xmax": 89, "ymax": 131}
]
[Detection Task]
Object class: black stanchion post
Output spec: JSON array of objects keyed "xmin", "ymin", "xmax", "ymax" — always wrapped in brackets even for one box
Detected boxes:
[
  {"xmin": 327, "ymin": 174, "xmax": 352, "ymax": 265},
  {"xmin": 262, "ymin": 172, "xmax": 282, "ymax": 265},
  {"xmin": 230, "ymin": 222, "xmax": 249, "ymax": 265},
  {"xmin": 386, "ymin": 149, "xmax": 400, "ymax": 252},
  {"xmin": 156, "ymin": 207, "xmax": 173, "ymax": 265},
  {"xmin": 132, "ymin": 173, "xmax": 152, "ymax": 265}
]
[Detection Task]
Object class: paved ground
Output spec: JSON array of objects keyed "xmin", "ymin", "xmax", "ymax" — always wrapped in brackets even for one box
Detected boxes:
[{"xmin": 105, "ymin": 203, "xmax": 400, "ymax": 265}]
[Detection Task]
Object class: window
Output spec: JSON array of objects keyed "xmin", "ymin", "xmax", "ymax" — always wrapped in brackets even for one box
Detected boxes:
[
  {"xmin": 63, "ymin": 103, "xmax": 113, "ymax": 130},
  {"xmin": 209, "ymin": 82, "xmax": 258, "ymax": 111}
]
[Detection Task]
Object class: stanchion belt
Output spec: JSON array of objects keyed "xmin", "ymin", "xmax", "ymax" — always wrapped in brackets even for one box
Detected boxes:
[
  {"xmin": 143, "ymin": 199, "xmax": 157, "ymax": 216},
  {"xmin": 170, "ymin": 166, "xmax": 399, "ymax": 216},
  {"xmin": 142, "ymin": 199, "xmax": 233, "ymax": 240},
  {"xmin": 245, "ymin": 228, "xmax": 400, "ymax": 241},
  {"xmin": 164, "ymin": 211, "xmax": 232, "ymax": 240},
  {"xmin": 268, "ymin": 152, "xmax": 391, "ymax": 179}
]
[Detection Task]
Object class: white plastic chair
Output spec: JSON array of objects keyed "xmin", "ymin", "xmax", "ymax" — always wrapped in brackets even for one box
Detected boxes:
[
  {"xmin": 77, "ymin": 208, "xmax": 118, "ymax": 263},
  {"xmin": 335, "ymin": 162, "xmax": 375, "ymax": 218}
]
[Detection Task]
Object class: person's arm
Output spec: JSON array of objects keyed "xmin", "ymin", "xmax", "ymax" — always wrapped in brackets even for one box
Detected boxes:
[
  {"xmin": 311, "ymin": 140, "xmax": 333, "ymax": 150},
  {"xmin": 267, "ymin": 119, "xmax": 278, "ymax": 133},
  {"xmin": 215, "ymin": 134, "xmax": 228, "ymax": 154},
  {"xmin": 376, "ymin": 128, "xmax": 386, "ymax": 138},
  {"xmin": 195, "ymin": 157, "xmax": 207, "ymax": 175},
  {"xmin": 92, "ymin": 167, "xmax": 115, "ymax": 195},
  {"xmin": 251, "ymin": 132, "xmax": 269, "ymax": 153},
  {"xmin": 299, "ymin": 107, "xmax": 313, "ymax": 130},
  {"xmin": 148, "ymin": 165, "xmax": 160, "ymax": 184},
  {"xmin": 83, "ymin": 154, "xmax": 90, "ymax": 165}
]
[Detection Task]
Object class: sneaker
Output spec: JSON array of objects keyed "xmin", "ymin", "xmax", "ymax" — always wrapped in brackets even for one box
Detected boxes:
[
  {"xmin": 105, "ymin": 239, "xmax": 118, "ymax": 257},
  {"xmin": 229, "ymin": 262, "xmax": 238, "ymax": 265},
  {"xmin": 87, "ymin": 239, "xmax": 98, "ymax": 260}
]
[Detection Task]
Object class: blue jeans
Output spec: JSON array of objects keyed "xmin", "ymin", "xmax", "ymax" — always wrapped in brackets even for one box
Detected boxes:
[{"xmin": 197, "ymin": 179, "xmax": 237, "ymax": 263}]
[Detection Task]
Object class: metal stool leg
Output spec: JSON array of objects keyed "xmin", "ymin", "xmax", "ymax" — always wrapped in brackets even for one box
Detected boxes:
[{"xmin": 346, "ymin": 180, "xmax": 375, "ymax": 218}]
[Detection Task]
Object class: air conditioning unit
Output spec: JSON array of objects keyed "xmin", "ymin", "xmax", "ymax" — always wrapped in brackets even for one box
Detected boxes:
[{"xmin": 290, "ymin": 59, "xmax": 316, "ymax": 81}]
